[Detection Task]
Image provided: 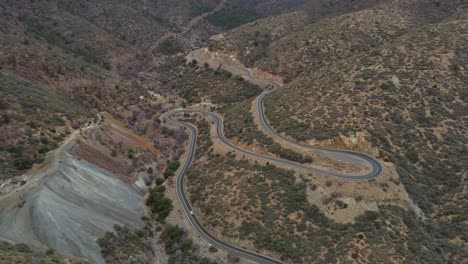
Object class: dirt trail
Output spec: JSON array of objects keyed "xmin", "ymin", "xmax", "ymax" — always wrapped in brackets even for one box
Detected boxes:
[
  {"xmin": 153, "ymin": 0, "xmax": 227, "ymax": 47},
  {"xmin": 0, "ymin": 114, "xmax": 144, "ymax": 264}
]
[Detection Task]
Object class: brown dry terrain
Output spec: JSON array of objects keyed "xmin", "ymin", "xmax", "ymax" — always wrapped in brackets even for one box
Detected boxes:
[
  {"xmin": 1, "ymin": 0, "xmax": 467, "ymax": 263},
  {"xmin": 0, "ymin": 241, "xmax": 89, "ymax": 264},
  {"xmin": 214, "ymin": 0, "xmax": 467, "ymax": 221},
  {"xmin": 163, "ymin": 0, "xmax": 467, "ymax": 262},
  {"xmin": 0, "ymin": 1, "xmax": 237, "ymax": 262},
  {"xmin": 0, "ymin": 106, "xmax": 179, "ymax": 263},
  {"xmin": 0, "ymin": 0, "xmax": 226, "ymax": 181},
  {"xmin": 179, "ymin": 116, "xmax": 464, "ymax": 263}
]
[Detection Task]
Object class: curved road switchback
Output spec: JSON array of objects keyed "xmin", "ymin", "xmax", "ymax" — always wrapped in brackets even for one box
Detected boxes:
[
  {"xmin": 163, "ymin": 110, "xmax": 284, "ymax": 264},
  {"xmin": 189, "ymin": 49, "xmax": 384, "ymax": 177},
  {"xmin": 162, "ymin": 49, "xmax": 385, "ymax": 264}
]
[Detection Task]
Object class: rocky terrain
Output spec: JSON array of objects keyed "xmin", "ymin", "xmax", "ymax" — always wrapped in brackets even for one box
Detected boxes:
[
  {"xmin": 0, "ymin": 0, "xmax": 466, "ymax": 263},
  {"xmin": 0, "ymin": 115, "xmax": 144, "ymax": 263},
  {"xmin": 0, "ymin": 1, "xmax": 237, "ymax": 263},
  {"xmin": 175, "ymin": 0, "xmax": 467, "ymax": 262},
  {"xmin": 0, "ymin": 0, "xmax": 228, "ymax": 180},
  {"xmin": 213, "ymin": 0, "xmax": 467, "ymax": 220}
]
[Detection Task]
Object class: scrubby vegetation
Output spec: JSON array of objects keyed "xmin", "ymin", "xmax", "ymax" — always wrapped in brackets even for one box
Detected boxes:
[
  {"xmin": 161, "ymin": 56, "xmax": 262, "ymax": 104},
  {"xmin": 100, "ymin": 146, "xmax": 215, "ymax": 264},
  {"xmin": 206, "ymin": 1, "xmax": 467, "ymax": 261},
  {"xmin": 260, "ymin": 10, "xmax": 467, "ymax": 218},
  {"xmin": 222, "ymin": 100, "xmax": 313, "ymax": 164},
  {"xmin": 98, "ymin": 224, "xmax": 154, "ymax": 264},
  {"xmin": 160, "ymin": 224, "xmax": 217, "ymax": 264},
  {"xmin": 186, "ymin": 121, "xmax": 467, "ymax": 263},
  {"xmin": 0, "ymin": 241, "xmax": 87, "ymax": 264},
  {"xmin": 101, "ymin": 178, "xmax": 216, "ymax": 264},
  {"xmin": 161, "ymin": 56, "xmax": 314, "ymax": 164},
  {"xmin": 218, "ymin": 0, "xmax": 467, "ymax": 219},
  {"xmin": 190, "ymin": 0, "xmax": 216, "ymax": 17},
  {"xmin": 0, "ymin": 71, "xmax": 88, "ymax": 178},
  {"xmin": 146, "ymin": 186, "xmax": 173, "ymax": 222},
  {"xmin": 2, "ymin": 0, "xmax": 466, "ymax": 263},
  {"xmin": 0, "ymin": 0, "xmax": 230, "ymax": 181},
  {"xmin": 158, "ymin": 37, "xmax": 184, "ymax": 55},
  {"xmin": 0, "ymin": 1, "xmax": 165, "ymax": 179}
]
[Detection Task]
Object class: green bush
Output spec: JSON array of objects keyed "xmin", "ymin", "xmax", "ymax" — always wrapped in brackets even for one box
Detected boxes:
[
  {"xmin": 155, "ymin": 178, "xmax": 165, "ymax": 185},
  {"xmin": 163, "ymin": 168, "xmax": 174, "ymax": 179},
  {"xmin": 13, "ymin": 156, "xmax": 33, "ymax": 170},
  {"xmin": 167, "ymin": 160, "xmax": 181, "ymax": 171},
  {"xmin": 7, "ymin": 55, "xmax": 16, "ymax": 65},
  {"xmin": 163, "ymin": 160, "xmax": 180, "ymax": 178},
  {"xmin": 190, "ymin": 1, "xmax": 213, "ymax": 16},
  {"xmin": 208, "ymin": 245, "xmax": 218, "ymax": 253},
  {"xmin": 154, "ymin": 185, "xmax": 166, "ymax": 193},
  {"xmin": 146, "ymin": 187, "xmax": 173, "ymax": 222},
  {"xmin": 160, "ymin": 224, "xmax": 184, "ymax": 253}
]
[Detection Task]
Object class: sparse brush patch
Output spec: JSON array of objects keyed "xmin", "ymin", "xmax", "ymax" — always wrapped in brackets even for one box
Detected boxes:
[
  {"xmin": 188, "ymin": 136, "xmax": 467, "ymax": 262},
  {"xmin": 0, "ymin": 71, "xmax": 90, "ymax": 179},
  {"xmin": 185, "ymin": 95, "xmax": 467, "ymax": 262},
  {"xmin": 0, "ymin": 241, "xmax": 86, "ymax": 264},
  {"xmin": 252, "ymin": 8, "xmax": 466, "ymax": 221}
]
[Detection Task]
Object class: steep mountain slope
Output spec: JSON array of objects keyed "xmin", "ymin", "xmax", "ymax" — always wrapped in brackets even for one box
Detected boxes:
[
  {"xmin": 263, "ymin": 9, "xmax": 467, "ymax": 215},
  {"xmin": 206, "ymin": 0, "xmax": 387, "ymax": 29},
  {"xmin": 0, "ymin": 71, "xmax": 89, "ymax": 180},
  {"xmin": 0, "ymin": 1, "xmax": 147, "ymax": 179},
  {"xmin": 0, "ymin": 1, "xmax": 228, "ymax": 263},
  {"xmin": 195, "ymin": 0, "xmax": 468, "ymax": 262},
  {"xmin": 0, "ymin": 117, "xmax": 146, "ymax": 264},
  {"xmin": 0, "ymin": 104, "xmax": 189, "ymax": 263},
  {"xmin": 0, "ymin": 0, "xmax": 225, "ymax": 180},
  {"xmin": 1, "ymin": 0, "xmax": 466, "ymax": 263},
  {"xmin": 214, "ymin": 0, "xmax": 463, "ymax": 79},
  {"xmin": 213, "ymin": 0, "xmax": 467, "ymax": 216}
]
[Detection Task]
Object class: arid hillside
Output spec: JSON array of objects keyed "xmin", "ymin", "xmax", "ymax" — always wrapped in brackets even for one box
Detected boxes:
[
  {"xmin": 184, "ymin": 0, "xmax": 468, "ymax": 262},
  {"xmin": 214, "ymin": 0, "xmax": 463, "ymax": 78},
  {"xmin": 0, "ymin": 92, "xmax": 196, "ymax": 263},
  {"xmin": 0, "ymin": 241, "xmax": 88, "ymax": 264},
  {"xmin": 0, "ymin": 0, "xmax": 228, "ymax": 180},
  {"xmin": 213, "ymin": 0, "xmax": 467, "ymax": 217},
  {"xmin": 0, "ymin": 0, "xmax": 466, "ymax": 263},
  {"xmin": 0, "ymin": 1, "xmax": 227, "ymax": 262}
]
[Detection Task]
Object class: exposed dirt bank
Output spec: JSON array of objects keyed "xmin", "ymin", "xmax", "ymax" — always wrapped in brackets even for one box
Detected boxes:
[{"xmin": 0, "ymin": 117, "xmax": 145, "ymax": 264}]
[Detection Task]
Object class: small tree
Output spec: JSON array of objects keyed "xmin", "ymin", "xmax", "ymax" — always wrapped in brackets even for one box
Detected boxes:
[{"xmin": 7, "ymin": 55, "xmax": 16, "ymax": 65}]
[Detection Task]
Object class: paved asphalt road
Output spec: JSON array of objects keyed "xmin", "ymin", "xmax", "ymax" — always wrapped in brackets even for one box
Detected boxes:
[
  {"xmin": 161, "ymin": 50, "xmax": 385, "ymax": 264},
  {"xmin": 164, "ymin": 111, "xmax": 284, "ymax": 264}
]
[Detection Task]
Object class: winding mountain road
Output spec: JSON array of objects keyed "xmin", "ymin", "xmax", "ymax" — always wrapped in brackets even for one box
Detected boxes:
[{"xmin": 162, "ymin": 49, "xmax": 384, "ymax": 264}]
